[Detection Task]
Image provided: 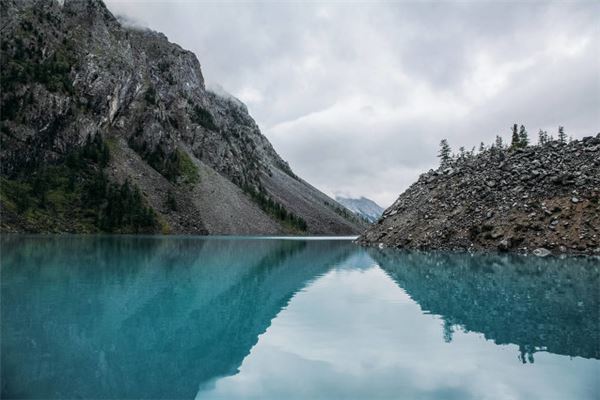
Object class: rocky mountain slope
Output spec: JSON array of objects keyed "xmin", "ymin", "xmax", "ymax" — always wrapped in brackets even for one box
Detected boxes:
[
  {"xmin": 335, "ymin": 196, "xmax": 384, "ymax": 223},
  {"xmin": 0, "ymin": 0, "xmax": 366, "ymax": 235},
  {"xmin": 358, "ymin": 135, "xmax": 600, "ymax": 255}
]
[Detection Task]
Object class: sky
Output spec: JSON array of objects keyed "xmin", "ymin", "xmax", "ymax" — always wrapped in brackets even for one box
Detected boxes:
[{"xmin": 105, "ymin": 0, "xmax": 599, "ymax": 207}]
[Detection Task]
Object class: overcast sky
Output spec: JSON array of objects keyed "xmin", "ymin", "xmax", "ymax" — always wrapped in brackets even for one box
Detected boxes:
[{"xmin": 105, "ymin": 0, "xmax": 599, "ymax": 207}]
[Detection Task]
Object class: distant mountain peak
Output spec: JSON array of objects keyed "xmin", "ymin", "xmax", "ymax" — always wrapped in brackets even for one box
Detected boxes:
[{"xmin": 335, "ymin": 196, "xmax": 384, "ymax": 223}]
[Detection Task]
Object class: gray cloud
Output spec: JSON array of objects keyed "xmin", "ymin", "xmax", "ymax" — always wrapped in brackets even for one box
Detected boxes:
[{"xmin": 105, "ymin": 0, "xmax": 599, "ymax": 207}]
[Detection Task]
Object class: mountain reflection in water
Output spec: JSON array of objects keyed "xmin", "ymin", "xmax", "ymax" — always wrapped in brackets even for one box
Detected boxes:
[
  {"xmin": 1, "ymin": 236, "xmax": 598, "ymax": 399},
  {"xmin": 371, "ymin": 249, "xmax": 600, "ymax": 362}
]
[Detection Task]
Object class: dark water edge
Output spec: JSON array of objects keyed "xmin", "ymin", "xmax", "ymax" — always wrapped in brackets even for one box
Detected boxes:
[{"xmin": 1, "ymin": 235, "xmax": 598, "ymax": 399}]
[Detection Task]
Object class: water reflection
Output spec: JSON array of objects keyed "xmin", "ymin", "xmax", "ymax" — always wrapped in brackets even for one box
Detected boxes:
[
  {"xmin": 370, "ymin": 250, "xmax": 600, "ymax": 362},
  {"xmin": 1, "ymin": 236, "xmax": 353, "ymax": 399},
  {"xmin": 196, "ymin": 249, "xmax": 599, "ymax": 400},
  {"xmin": 1, "ymin": 236, "xmax": 599, "ymax": 399}
]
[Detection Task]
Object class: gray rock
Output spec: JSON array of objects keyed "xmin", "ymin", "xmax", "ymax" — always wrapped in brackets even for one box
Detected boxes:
[
  {"xmin": 0, "ymin": 0, "xmax": 367, "ymax": 236},
  {"xmin": 358, "ymin": 122, "xmax": 600, "ymax": 255},
  {"xmin": 498, "ymin": 239, "xmax": 510, "ymax": 252},
  {"xmin": 533, "ymin": 248, "xmax": 552, "ymax": 257},
  {"xmin": 491, "ymin": 231, "xmax": 503, "ymax": 239}
]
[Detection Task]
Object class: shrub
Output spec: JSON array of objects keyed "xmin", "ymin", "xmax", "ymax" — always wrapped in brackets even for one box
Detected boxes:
[
  {"xmin": 1, "ymin": 135, "xmax": 159, "ymax": 233},
  {"xmin": 191, "ymin": 105, "xmax": 218, "ymax": 131},
  {"xmin": 244, "ymin": 185, "xmax": 307, "ymax": 231},
  {"xmin": 144, "ymin": 86, "xmax": 156, "ymax": 105}
]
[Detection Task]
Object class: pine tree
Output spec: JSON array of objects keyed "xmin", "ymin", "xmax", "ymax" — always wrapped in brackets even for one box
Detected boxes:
[
  {"xmin": 165, "ymin": 191, "xmax": 177, "ymax": 211},
  {"xmin": 495, "ymin": 135, "xmax": 504, "ymax": 149},
  {"xmin": 438, "ymin": 139, "xmax": 452, "ymax": 167},
  {"xmin": 479, "ymin": 142, "xmax": 485, "ymax": 152},
  {"xmin": 518, "ymin": 125, "xmax": 528, "ymax": 147},
  {"xmin": 558, "ymin": 126, "xmax": 567, "ymax": 144},
  {"xmin": 510, "ymin": 124, "xmax": 520, "ymax": 148},
  {"xmin": 538, "ymin": 129, "xmax": 548, "ymax": 145}
]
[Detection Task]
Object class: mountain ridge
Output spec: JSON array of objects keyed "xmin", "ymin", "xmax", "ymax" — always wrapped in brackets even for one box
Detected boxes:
[
  {"xmin": 0, "ymin": 0, "xmax": 367, "ymax": 235},
  {"xmin": 335, "ymin": 196, "xmax": 384, "ymax": 223}
]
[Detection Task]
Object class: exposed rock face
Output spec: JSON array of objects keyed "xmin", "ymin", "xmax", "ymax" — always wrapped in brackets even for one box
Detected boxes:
[
  {"xmin": 358, "ymin": 135, "xmax": 600, "ymax": 255},
  {"xmin": 335, "ymin": 196, "xmax": 384, "ymax": 223},
  {"xmin": 0, "ymin": 0, "xmax": 366, "ymax": 235}
]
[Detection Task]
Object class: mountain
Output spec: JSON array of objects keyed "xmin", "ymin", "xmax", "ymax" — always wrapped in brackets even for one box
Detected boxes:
[
  {"xmin": 358, "ymin": 136, "xmax": 600, "ymax": 255},
  {"xmin": 335, "ymin": 196, "xmax": 384, "ymax": 223},
  {"xmin": 0, "ymin": 0, "xmax": 367, "ymax": 235}
]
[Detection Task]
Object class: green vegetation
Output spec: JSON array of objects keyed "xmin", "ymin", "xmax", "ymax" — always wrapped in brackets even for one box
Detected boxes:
[
  {"xmin": 438, "ymin": 124, "xmax": 569, "ymax": 168},
  {"xmin": 165, "ymin": 190, "xmax": 178, "ymax": 211},
  {"xmin": 144, "ymin": 86, "xmax": 157, "ymax": 105},
  {"xmin": 277, "ymin": 160, "xmax": 301, "ymax": 181},
  {"xmin": 1, "ymin": 16, "xmax": 77, "ymax": 125},
  {"xmin": 538, "ymin": 129, "xmax": 549, "ymax": 145},
  {"xmin": 158, "ymin": 61, "xmax": 170, "ymax": 73},
  {"xmin": 1, "ymin": 30, "xmax": 75, "ymax": 96},
  {"xmin": 518, "ymin": 125, "xmax": 529, "ymax": 147},
  {"xmin": 558, "ymin": 126, "xmax": 567, "ymax": 144},
  {"xmin": 495, "ymin": 135, "xmax": 504, "ymax": 149},
  {"xmin": 128, "ymin": 125, "xmax": 199, "ymax": 184},
  {"xmin": 164, "ymin": 149, "xmax": 199, "ymax": 184},
  {"xmin": 323, "ymin": 200, "xmax": 367, "ymax": 224},
  {"xmin": 0, "ymin": 135, "xmax": 159, "ymax": 233},
  {"xmin": 244, "ymin": 185, "xmax": 307, "ymax": 231},
  {"xmin": 191, "ymin": 104, "xmax": 218, "ymax": 131},
  {"xmin": 98, "ymin": 179, "xmax": 157, "ymax": 232},
  {"xmin": 509, "ymin": 124, "xmax": 530, "ymax": 149},
  {"xmin": 438, "ymin": 139, "xmax": 452, "ymax": 167},
  {"xmin": 510, "ymin": 123, "xmax": 521, "ymax": 149}
]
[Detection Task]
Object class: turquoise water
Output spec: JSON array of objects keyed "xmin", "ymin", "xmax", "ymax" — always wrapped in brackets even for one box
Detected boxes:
[{"xmin": 1, "ymin": 236, "xmax": 599, "ymax": 399}]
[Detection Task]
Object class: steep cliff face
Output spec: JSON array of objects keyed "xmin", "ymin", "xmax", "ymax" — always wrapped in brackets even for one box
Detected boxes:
[
  {"xmin": 0, "ymin": 0, "xmax": 366, "ymax": 234},
  {"xmin": 358, "ymin": 136, "xmax": 600, "ymax": 255}
]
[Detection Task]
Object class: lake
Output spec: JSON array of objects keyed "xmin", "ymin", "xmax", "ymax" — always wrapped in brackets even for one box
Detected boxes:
[{"xmin": 1, "ymin": 236, "xmax": 599, "ymax": 399}]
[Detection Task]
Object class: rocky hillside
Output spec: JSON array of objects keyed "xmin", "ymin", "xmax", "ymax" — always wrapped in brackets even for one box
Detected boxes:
[
  {"xmin": 358, "ymin": 135, "xmax": 600, "ymax": 255},
  {"xmin": 335, "ymin": 196, "xmax": 384, "ymax": 223},
  {"xmin": 0, "ymin": 0, "xmax": 366, "ymax": 235}
]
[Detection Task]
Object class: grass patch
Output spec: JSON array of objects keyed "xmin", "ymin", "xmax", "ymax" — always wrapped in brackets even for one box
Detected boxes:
[{"xmin": 168, "ymin": 149, "xmax": 199, "ymax": 185}]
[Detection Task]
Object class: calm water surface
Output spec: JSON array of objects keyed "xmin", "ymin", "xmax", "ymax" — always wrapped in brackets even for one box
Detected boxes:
[{"xmin": 1, "ymin": 236, "xmax": 599, "ymax": 399}]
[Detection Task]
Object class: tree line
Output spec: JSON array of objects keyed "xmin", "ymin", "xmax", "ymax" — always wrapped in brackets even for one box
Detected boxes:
[
  {"xmin": 438, "ymin": 125, "xmax": 571, "ymax": 167},
  {"xmin": 243, "ymin": 184, "xmax": 308, "ymax": 231},
  {"xmin": 1, "ymin": 134, "xmax": 159, "ymax": 233}
]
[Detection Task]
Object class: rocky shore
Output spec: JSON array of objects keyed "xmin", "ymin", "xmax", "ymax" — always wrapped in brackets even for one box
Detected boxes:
[{"xmin": 358, "ymin": 134, "xmax": 600, "ymax": 255}]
